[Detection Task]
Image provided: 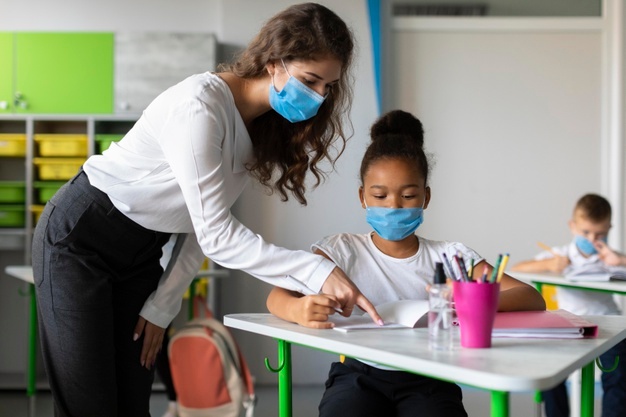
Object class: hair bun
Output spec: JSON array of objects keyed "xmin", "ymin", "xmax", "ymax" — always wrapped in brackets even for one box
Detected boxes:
[{"xmin": 370, "ymin": 110, "xmax": 424, "ymax": 146}]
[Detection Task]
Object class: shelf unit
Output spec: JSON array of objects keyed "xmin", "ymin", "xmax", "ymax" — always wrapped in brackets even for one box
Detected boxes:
[{"xmin": 0, "ymin": 113, "xmax": 139, "ymax": 390}]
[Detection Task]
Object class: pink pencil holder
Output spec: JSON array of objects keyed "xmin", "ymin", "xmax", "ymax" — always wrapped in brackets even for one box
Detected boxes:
[{"xmin": 453, "ymin": 281, "xmax": 500, "ymax": 348}]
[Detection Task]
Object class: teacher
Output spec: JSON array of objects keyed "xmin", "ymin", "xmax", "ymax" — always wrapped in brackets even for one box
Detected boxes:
[{"xmin": 31, "ymin": 3, "xmax": 380, "ymax": 416}]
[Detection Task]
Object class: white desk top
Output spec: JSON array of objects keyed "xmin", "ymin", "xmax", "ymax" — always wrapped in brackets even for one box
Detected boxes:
[
  {"xmin": 4, "ymin": 265, "xmax": 228, "ymax": 285},
  {"xmin": 510, "ymin": 271, "xmax": 626, "ymax": 294},
  {"xmin": 225, "ymin": 313, "xmax": 626, "ymax": 393},
  {"xmin": 5, "ymin": 265, "xmax": 34, "ymax": 284}
]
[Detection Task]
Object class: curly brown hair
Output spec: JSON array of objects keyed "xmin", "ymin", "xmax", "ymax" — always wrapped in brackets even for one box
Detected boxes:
[{"xmin": 220, "ymin": 3, "xmax": 354, "ymax": 205}]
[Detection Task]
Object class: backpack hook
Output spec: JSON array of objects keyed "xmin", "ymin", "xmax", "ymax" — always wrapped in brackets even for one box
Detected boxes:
[{"xmin": 264, "ymin": 339, "xmax": 291, "ymax": 373}]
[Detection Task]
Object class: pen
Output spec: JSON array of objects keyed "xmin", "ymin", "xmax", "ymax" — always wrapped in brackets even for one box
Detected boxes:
[
  {"xmin": 468, "ymin": 258, "xmax": 474, "ymax": 280},
  {"xmin": 480, "ymin": 264, "xmax": 489, "ymax": 283},
  {"xmin": 442, "ymin": 252, "xmax": 458, "ymax": 281},
  {"xmin": 455, "ymin": 253, "xmax": 470, "ymax": 282},
  {"xmin": 537, "ymin": 242, "xmax": 557, "ymax": 255},
  {"xmin": 284, "ymin": 275, "xmax": 344, "ymax": 313}
]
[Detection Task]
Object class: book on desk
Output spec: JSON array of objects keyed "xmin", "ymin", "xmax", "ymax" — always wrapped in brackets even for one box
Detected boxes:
[
  {"xmin": 330, "ymin": 300, "xmax": 598, "ymax": 339},
  {"xmin": 564, "ymin": 269, "xmax": 626, "ymax": 283}
]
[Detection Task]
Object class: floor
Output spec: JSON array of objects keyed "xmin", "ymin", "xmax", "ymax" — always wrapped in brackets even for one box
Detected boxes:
[{"xmin": 0, "ymin": 384, "xmax": 604, "ymax": 417}]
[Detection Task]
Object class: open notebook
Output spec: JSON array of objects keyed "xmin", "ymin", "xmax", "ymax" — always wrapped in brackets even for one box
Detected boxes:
[
  {"xmin": 330, "ymin": 300, "xmax": 429, "ymax": 332},
  {"xmin": 564, "ymin": 264, "xmax": 626, "ymax": 282}
]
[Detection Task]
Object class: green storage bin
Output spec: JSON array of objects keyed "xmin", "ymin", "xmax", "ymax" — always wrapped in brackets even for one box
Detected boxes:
[
  {"xmin": 0, "ymin": 204, "xmax": 25, "ymax": 227},
  {"xmin": 95, "ymin": 134, "xmax": 124, "ymax": 153},
  {"xmin": 0, "ymin": 181, "xmax": 26, "ymax": 203},
  {"xmin": 33, "ymin": 181, "xmax": 65, "ymax": 204}
]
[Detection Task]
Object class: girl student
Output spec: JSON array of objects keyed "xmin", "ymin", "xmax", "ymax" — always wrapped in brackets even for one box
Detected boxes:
[
  {"xmin": 266, "ymin": 110, "xmax": 546, "ymax": 417},
  {"xmin": 32, "ymin": 3, "xmax": 381, "ymax": 417}
]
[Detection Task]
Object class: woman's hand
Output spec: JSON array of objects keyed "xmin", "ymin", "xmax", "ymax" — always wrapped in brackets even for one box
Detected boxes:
[
  {"xmin": 321, "ymin": 267, "xmax": 383, "ymax": 325},
  {"xmin": 133, "ymin": 316, "xmax": 165, "ymax": 370}
]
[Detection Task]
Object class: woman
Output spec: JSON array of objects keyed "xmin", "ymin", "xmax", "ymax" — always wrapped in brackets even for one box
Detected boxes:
[{"xmin": 32, "ymin": 3, "xmax": 380, "ymax": 416}]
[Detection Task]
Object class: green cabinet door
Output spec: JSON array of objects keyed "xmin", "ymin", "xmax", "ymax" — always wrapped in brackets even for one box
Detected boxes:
[
  {"xmin": 0, "ymin": 33, "xmax": 13, "ymax": 114},
  {"xmin": 15, "ymin": 33, "xmax": 114, "ymax": 114}
]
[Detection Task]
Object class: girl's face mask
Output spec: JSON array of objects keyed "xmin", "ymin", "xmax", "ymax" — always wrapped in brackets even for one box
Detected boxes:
[
  {"xmin": 365, "ymin": 199, "xmax": 425, "ymax": 241},
  {"xmin": 269, "ymin": 59, "xmax": 325, "ymax": 123}
]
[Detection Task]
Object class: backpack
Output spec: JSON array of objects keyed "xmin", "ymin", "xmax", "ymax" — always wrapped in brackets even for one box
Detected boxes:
[{"xmin": 168, "ymin": 299, "xmax": 255, "ymax": 417}]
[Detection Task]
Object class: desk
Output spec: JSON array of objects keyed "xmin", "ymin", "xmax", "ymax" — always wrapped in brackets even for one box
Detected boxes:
[
  {"xmin": 225, "ymin": 313, "xmax": 626, "ymax": 417},
  {"xmin": 510, "ymin": 271, "xmax": 626, "ymax": 416},
  {"xmin": 3, "ymin": 265, "xmax": 228, "ymax": 417},
  {"xmin": 509, "ymin": 271, "xmax": 626, "ymax": 297}
]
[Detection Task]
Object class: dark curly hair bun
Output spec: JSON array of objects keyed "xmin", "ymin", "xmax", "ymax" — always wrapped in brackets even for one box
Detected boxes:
[{"xmin": 370, "ymin": 109, "xmax": 424, "ymax": 147}]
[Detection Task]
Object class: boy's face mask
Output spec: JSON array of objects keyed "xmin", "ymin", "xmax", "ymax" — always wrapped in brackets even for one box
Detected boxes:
[{"xmin": 574, "ymin": 235, "xmax": 608, "ymax": 256}]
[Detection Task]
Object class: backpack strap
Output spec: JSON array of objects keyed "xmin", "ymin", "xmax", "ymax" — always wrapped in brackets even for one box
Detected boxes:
[
  {"xmin": 192, "ymin": 295, "xmax": 213, "ymax": 320},
  {"xmin": 195, "ymin": 316, "xmax": 256, "ymax": 415}
]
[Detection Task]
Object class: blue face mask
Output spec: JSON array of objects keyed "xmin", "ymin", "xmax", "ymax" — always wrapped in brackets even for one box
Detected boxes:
[
  {"xmin": 269, "ymin": 60, "xmax": 325, "ymax": 123},
  {"xmin": 574, "ymin": 235, "xmax": 607, "ymax": 256},
  {"xmin": 365, "ymin": 203, "xmax": 424, "ymax": 241}
]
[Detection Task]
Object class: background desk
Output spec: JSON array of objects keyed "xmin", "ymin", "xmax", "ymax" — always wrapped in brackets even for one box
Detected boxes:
[
  {"xmin": 510, "ymin": 271, "xmax": 626, "ymax": 297},
  {"xmin": 3, "ymin": 265, "xmax": 228, "ymax": 417},
  {"xmin": 225, "ymin": 313, "xmax": 626, "ymax": 417}
]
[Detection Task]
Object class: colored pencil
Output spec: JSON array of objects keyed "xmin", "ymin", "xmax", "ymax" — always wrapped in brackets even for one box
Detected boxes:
[{"xmin": 490, "ymin": 254, "xmax": 503, "ymax": 283}]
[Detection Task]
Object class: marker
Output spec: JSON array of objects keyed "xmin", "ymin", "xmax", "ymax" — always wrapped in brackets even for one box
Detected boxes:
[
  {"xmin": 284, "ymin": 275, "xmax": 343, "ymax": 313},
  {"xmin": 497, "ymin": 253, "xmax": 510, "ymax": 282},
  {"xmin": 490, "ymin": 254, "xmax": 503, "ymax": 283}
]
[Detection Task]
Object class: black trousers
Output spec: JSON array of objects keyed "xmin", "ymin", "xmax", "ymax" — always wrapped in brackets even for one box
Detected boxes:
[
  {"xmin": 32, "ymin": 169, "xmax": 171, "ymax": 417},
  {"xmin": 319, "ymin": 358, "xmax": 468, "ymax": 417}
]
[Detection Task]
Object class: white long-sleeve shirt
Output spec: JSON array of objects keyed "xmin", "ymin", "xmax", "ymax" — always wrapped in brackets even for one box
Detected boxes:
[{"xmin": 84, "ymin": 72, "xmax": 335, "ymax": 327}]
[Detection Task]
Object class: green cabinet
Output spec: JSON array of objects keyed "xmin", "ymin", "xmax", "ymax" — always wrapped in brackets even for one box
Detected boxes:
[
  {"xmin": 1, "ymin": 33, "xmax": 114, "ymax": 114},
  {"xmin": 0, "ymin": 33, "xmax": 13, "ymax": 113}
]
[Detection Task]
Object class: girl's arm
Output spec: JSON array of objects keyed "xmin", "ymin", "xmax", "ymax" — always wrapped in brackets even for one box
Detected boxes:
[
  {"xmin": 266, "ymin": 287, "xmax": 340, "ymax": 329},
  {"xmin": 471, "ymin": 261, "xmax": 546, "ymax": 312}
]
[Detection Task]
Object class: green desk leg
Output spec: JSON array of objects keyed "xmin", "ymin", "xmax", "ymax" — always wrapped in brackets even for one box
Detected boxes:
[
  {"xmin": 188, "ymin": 279, "xmax": 196, "ymax": 320},
  {"xmin": 278, "ymin": 340, "xmax": 292, "ymax": 417},
  {"xmin": 28, "ymin": 283, "xmax": 37, "ymax": 417},
  {"xmin": 580, "ymin": 361, "xmax": 595, "ymax": 417},
  {"xmin": 264, "ymin": 339, "xmax": 292, "ymax": 417},
  {"xmin": 491, "ymin": 390, "xmax": 509, "ymax": 417}
]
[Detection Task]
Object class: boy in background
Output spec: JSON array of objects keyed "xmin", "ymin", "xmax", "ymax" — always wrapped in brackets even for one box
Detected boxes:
[{"xmin": 512, "ymin": 193, "xmax": 626, "ymax": 417}]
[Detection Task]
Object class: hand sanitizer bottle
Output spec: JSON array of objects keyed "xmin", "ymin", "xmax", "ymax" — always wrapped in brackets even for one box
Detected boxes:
[{"xmin": 429, "ymin": 262, "xmax": 453, "ymax": 350}]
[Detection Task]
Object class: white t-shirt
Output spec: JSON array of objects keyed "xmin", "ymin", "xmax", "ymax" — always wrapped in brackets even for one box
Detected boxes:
[
  {"xmin": 313, "ymin": 233, "xmax": 482, "ymax": 313},
  {"xmin": 313, "ymin": 232, "xmax": 482, "ymax": 370},
  {"xmin": 83, "ymin": 72, "xmax": 335, "ymax": 327},
  {"xmin": 535, "ymin": 241, "xmax": 623, "ymax": 315}
]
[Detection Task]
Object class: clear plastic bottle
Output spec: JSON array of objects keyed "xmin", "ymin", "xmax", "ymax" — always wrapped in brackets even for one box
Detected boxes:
[{"xmin": 428, "ymin": 262, "xmax": 453, "ymax": 350}]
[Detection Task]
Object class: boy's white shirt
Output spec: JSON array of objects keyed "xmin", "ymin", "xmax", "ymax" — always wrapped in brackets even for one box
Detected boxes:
[{"xmin": 535, "ymin": 242, "xmax": 623, "ymax": 315}]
